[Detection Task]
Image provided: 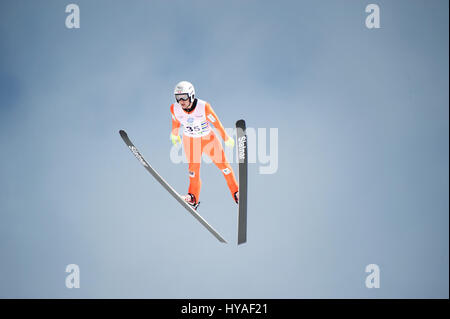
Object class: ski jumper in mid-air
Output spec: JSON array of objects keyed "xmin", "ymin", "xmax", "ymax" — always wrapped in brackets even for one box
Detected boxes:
[{"xmin": 170, "ymin": 81, "xmax": 239, "ymax": 209}]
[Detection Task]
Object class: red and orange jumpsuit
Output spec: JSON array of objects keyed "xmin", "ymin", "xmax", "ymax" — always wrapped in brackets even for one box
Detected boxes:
[{"xmin": 170, "ymin": 98, "xmax": 238, "ymax": 203}]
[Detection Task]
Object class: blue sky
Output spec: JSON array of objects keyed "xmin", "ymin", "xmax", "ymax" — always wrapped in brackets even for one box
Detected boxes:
[{"xmin": 0, "ymin": 0, "xmax": 448, "ymax": 298}]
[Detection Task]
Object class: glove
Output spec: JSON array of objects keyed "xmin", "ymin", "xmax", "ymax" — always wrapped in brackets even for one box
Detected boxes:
[
  {"xmin": 225, "ymin": 137, "xmax": 235, "ymax": 148},
  {"xmin": 170, "ymin": 133, "xmax": 181, "ymax": 145}
]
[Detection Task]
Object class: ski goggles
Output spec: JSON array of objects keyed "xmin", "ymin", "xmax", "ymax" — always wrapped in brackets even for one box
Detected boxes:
[{"xmin": 175, "ymin": 93, "xmax": 190, "ymax": 102}]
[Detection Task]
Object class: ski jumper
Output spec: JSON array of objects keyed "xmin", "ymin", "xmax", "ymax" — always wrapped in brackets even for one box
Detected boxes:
[{"xmin": 170, "ymin": 99, "xmax": 238, "ymax": 202}]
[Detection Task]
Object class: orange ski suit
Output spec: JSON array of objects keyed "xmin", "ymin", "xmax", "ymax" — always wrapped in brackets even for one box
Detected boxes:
[{"xmin": 170, "ymin": 99, "xmax": 238, "ymax": 203}]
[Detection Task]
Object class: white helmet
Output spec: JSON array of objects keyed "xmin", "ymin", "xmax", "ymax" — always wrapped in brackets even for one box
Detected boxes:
[{"xmin": 174, "ymin": 81, "xmax": 195, "ymax": 103}]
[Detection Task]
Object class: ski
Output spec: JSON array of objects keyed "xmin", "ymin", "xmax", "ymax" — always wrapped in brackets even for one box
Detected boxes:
[
  {"xmin": 119, "ymin": 130, "xmax": 227, "ymax": 243},
  {"xmin": 236, "ymin": 120, "xmax": 248, "ymax": 245}
]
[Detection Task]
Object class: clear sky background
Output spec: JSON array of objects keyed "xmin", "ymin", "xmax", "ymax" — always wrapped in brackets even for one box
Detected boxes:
[{"xmin": 0, "ymin": 0, "xmax": 448, "ymax": 298}]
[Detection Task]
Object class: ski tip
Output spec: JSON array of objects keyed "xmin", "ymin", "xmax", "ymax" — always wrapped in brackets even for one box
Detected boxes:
[
  {"xmin": 236, "ymin": 119, "xmax": 246, "ymax": 127},
  {"xmin": 119, "ymin": 130, "xmax": 127, "ymax": 138}
]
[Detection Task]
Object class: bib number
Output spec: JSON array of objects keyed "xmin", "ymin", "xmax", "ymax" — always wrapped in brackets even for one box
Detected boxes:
[
  {"xmin": 186, "ymin": 125, "xmax": 201, "ymax": 133},
  {"xmin": 185, "ymin": 121, "xmax": 209, "ymax": 136}
]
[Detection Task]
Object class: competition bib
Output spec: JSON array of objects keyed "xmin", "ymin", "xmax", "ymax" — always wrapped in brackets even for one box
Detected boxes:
[{"xmin": 173, "ymin": 99, "xmax": 211, "ymax": 137}]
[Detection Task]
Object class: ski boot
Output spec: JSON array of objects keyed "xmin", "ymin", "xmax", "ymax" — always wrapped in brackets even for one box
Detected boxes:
[
  {"xmin": 182, "ymin": 193, "xmax": 200, "ymax": 210},
  {"xmin": 234, "ymin": 191, "xmax": 239, "ymax": 204}
]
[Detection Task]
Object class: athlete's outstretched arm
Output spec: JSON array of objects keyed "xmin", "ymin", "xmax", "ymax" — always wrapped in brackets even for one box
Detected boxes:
[
  {"xmin": 170, "ymin": 104, "xmax": 181, "ymax": 136},
  {"xmin": 205, "ymin": 103, "xmax": 230, "ymax": 142},
  {"xmin": 170, "ymin": 104, "xmax": 181, "ymax": 145}
]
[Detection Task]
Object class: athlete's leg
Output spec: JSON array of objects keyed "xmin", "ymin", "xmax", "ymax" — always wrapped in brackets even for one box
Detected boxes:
[
  {"xmin": 203, "ymin": 132, "xmax": 239, "ymax": 200},
  {"xmin": 183, "ymin": 135, "xmax": 202, "ymax": 202}
]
